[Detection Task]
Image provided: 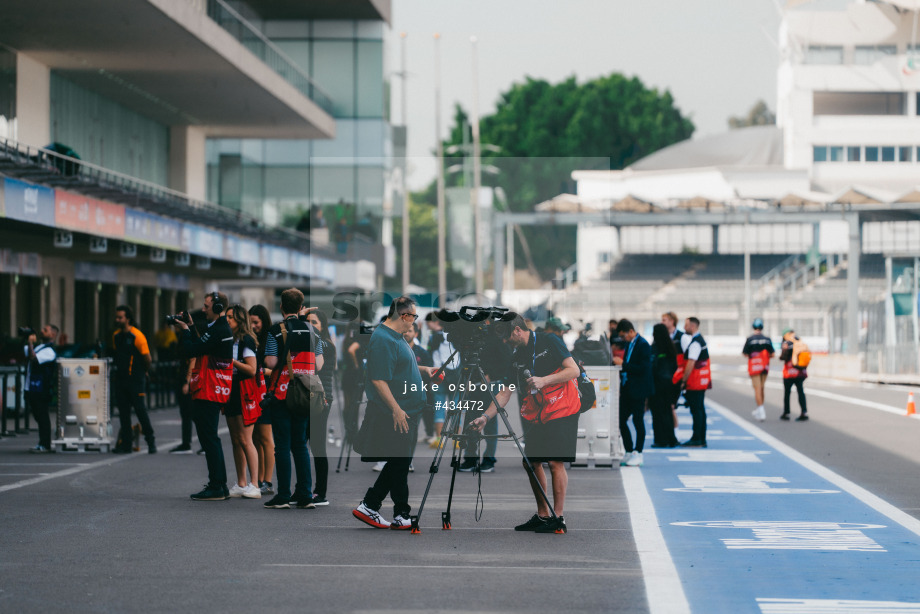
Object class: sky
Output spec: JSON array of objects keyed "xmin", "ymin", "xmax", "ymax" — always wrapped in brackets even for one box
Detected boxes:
[{"xmin": 388, "ymin": 0, "xmax": 784, "ymax": 189}]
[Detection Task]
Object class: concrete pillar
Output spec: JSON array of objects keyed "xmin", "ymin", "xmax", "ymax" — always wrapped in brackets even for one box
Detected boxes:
[
  {"xmin": 169, "ymin": 126, "xmax": 207, "ymax": 200},
  {"xmin": 846, "ymin": 213, "xmax": 860, "ymax": 355},
  {"xmin": 712, "ymin": 225, "xmax": 720, "ymax": 255},
  {"xmin": 15, "ymin": 53, "xmax": 50, "ymax": 148}
]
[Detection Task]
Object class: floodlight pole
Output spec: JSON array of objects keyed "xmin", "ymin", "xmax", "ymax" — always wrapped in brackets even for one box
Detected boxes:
[
  {"xmin": 400, "ymin": 32, "xmax": 410, "ymax": 291},
  {"xmin": 470, "ymin": 35, "xmax": 483, "ymax": 296},
  {"xmin": 435, "ymin": 33, "xmax": 447, "ymax": 304}
]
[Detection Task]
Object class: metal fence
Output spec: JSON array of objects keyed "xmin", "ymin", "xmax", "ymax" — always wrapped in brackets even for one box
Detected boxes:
[{"xmin": 0, "ymin": 366, "xmax": 29, "ymax": 437}]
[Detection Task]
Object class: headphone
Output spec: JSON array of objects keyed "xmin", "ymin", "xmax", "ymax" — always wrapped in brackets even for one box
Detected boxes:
[{"xmin": 207, "ymin": 291, "xmax": 224, "ymax": 315}]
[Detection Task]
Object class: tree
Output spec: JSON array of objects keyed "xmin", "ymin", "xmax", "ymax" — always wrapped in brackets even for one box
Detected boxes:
[
  {"xmin": 438, "ymin": 74, "xmax": 694, "ymax": 280},
  {"xmin": 387, "ymin": 194, "xmax": 466, "ymax": 292},
  {"xmin": 728, "ymin": 100, "xmax": 776, "ymax": 129}
]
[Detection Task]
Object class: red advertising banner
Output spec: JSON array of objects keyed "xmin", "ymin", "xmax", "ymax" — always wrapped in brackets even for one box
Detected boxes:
[{"xmin": 55, "ymin": 191, "xmax": 125, "ymax": 238}]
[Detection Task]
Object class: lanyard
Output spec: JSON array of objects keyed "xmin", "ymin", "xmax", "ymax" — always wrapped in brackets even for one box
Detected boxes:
[{"xmin": 625, "ymin": 336, "xmax": 636, "ymax": 363}]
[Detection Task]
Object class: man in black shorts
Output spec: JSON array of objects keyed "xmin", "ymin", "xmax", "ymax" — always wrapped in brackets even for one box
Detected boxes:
[{"xmin": 469, "ymin": 313, "xmax": 580, "ymax": 534}]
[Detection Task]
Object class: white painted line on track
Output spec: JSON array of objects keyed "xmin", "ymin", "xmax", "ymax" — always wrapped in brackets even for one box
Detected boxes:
[
  {"xmin": 265, "ymin": 563, "xmax": 640, "ymax": 573},
  {"xmin": 621, "ymin": 469, "xmax": 691, "ymax": 614},
  {"xmin": 0, "ymin": 462, "xmax": 89, "ymax": 465},
  {"xmin": 707, "ymin": 399, "xmax": 920, "ymax": 539},
  {"xmin": 0, "ymin": 454, "xmax": 136, "ymax": 493},
  {"xmin": 0, "ymin": 428, "xmax": 229, "ymax": 493},
  {"xmin": 722, "ymin": 375, "xmax": 919, "ymax": 419}
]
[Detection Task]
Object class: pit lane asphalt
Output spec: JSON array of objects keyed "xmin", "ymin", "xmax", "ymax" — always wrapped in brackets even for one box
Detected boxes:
[{"xmin": 0, "ymin": 399, "xmax": 643, "ymax": 614}]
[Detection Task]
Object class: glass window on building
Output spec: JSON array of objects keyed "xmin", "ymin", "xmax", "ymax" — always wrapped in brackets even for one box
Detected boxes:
[
  {"xmin": 356, "ymin": 41, "xmax": 384, "ymax": 118},
  {"xmin": 0, "ymin": 47, "xmax": 15, "ymax": 139},
  {"xmin": 50, "ymin": 73, "xmax": 169, "ymax": 186},
  {"xmin": 865, "ymin": 146, "xmax": 880, "ymax": 162},
  {"xmin": 813, "ymin": 92, "xmax": 905, "ymax": 116},
  {"xmin": 313, "ymin": 40, "xmax": 355, "ymax": 117},
  {"xmin": 275, "ymin": 40, "xmax": 310, "ymax": 74},
  {"xmin": 899, "ymin": 146, "xmax": 912, "ymax": 162},
  {"xmin": 847, "ymin": 146, "xmax": 861, "ymax": 162},
  {"xmin": 313, "ymin": 119, "xmax": 356, "ymax": 160},
  {"xmin": 311, "ymin": 166, "xmax": 356, "ymax": 205},
  {"xmin": 813, "ymin": 146, "xmax": 828, "ymax": 162},
  {"xmin": 882, "ymin": 146, "xmax": 896, "ymax": 162},
  {"xmin": 805, "ymin": 46, "xmax": 844, "ymax": 64},
  {"xmin": 854, "ymin": 45, "xmax": 897, "ymax": 65},
  {"xmin": 829, "ymin": 146, "xmax": 844, "ymax": 162}
]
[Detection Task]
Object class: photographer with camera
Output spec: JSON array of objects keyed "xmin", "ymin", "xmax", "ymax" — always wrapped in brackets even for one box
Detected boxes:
[
  {"xmin": 457, "ymin": 316, "xmax": 512, "ymax": 474},
  {"xmin": 110, "ymin": 306, "xmax": 156, "ymax": 454},
  {"xmin": 261, "ymin": 288, "xmax": 324, "ymax": 510},
  {"xmin": 172, "ymin": 292, "xmax": 234, "ymax": 501},
  {"xmin": 469, "ymin": 312, "xmax": 580, "ymax": 534},
  {"xmin": 23, "ymin": 324, "xmax": 59, "ymax": 453},
  {"xmin": 353, "ymin": 296, "xmax": 438, "ymax": 530}
]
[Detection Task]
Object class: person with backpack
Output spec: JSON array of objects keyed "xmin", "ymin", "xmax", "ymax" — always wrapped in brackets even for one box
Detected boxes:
[
  {"xmin": 780, "ymin": 328, "xmax": 809, "ymax": 422},
  {"xmin": 742, "ymin": 318, "xmax": 774, "ymax": 422},
  {"xmin": 262, "ymin": 288, "xmax": 324, "ymax": 509}
]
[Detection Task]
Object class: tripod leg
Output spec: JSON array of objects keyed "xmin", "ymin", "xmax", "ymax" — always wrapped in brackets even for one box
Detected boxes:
[
  {"xmin": 336, "ymin": 435, "xmax": 347, "ymax": 472},
  {"xmin": 410, "ymin": 400, "xmax": 464, "ymax": 533},
  {"xmin": 345, "ymin": 441, "xmax": 352, "ymax": 471}
]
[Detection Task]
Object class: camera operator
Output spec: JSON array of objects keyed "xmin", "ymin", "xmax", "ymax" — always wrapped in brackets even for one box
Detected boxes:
[
  {"xmin": 110, "ymin": 305, "xmax": 156, "ymax": 454},
  {"xmin": 470, "ymin": 312, "xmax": 580, "ymax": 534},
  {"xmin": 23, "ymin": 324, "xmax": 59, "ymax": 453},
  {"xmin": 172, "ymin": 291, "xmax": 234, "ymax": 501},
  {"xmin": 352, "ymin": 296, "xmax": 437, "ymax": 530},
  {"xmin": 457, "ymin": 317, "xmax": 512, "ymax": 474}
]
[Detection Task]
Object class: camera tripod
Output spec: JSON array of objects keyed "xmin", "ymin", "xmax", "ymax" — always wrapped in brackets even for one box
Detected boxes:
[{"xmin": 409, "ymin": 351, "xmax": 561, "ymax": 534}]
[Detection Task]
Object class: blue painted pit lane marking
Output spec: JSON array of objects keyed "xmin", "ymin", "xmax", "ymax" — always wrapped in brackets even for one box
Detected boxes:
[{"xmin": 632, "ymin": 398, "xmax": 920, "ymax": 614}]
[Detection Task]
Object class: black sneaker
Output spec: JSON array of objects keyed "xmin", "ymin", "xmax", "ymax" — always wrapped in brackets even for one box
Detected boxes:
[
  {"xmin": 260, "ymin": 482, "xmax": 274, "ymax": 495},
  {"xmin": 312, "ymin": 496, "xmax": 329, "ymax": 507},
  {"xmin": 478, "ymin": 463, "xmax": 495, "ymax": 473},
  {"xmin": 148, "ymin": 442, "xmax": 157, "ymax": 454},
  {"xmin": 795, "ymin": 414, "xmax": 809, "ymax": 422},
  {"xmin": 293, "ymin": 494, "xmax": 316, "ymax": 509},
  {"xmin": 514, "ymin": 513, "xmax": 550, "ymax": 531},
  {"xmin": 169, "ymin": 444, "xmax": 193, "ymax": 454},
  {"xmin": 112, "ymin": 447, "xmax": 132, "ymax": 454},
  {"xmin": 190, "ymin": 485, "xmax": 229, "ymax": 501},
  {"xmin": 780, "ymin": 414, "xmax": 791, "ymax": 421},
  {"xmin": 535, "ymin": 516, "xmax": 567, "ymax": 534},
  {"xmin": 680, "ymin": 440, "xmax": 707, "ymax": 448},
  {"xmin": 263, "ymin": 495, "xmax": 291, "ymax": 509},
  {"xmin": 458, "ymin": 459, "xmax": 478, "ymax": 472}
]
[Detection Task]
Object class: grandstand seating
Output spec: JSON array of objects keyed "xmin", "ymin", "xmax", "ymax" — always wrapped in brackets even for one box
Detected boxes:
[{"xmin": 558, "ymin": 252, "xmax": 887, "ymax": 338}]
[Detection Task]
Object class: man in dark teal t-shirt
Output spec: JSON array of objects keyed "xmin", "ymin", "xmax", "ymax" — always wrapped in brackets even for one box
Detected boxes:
[{"xmin": 353, "ymin": 296, "xmax": 437, "ymax": 530}]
